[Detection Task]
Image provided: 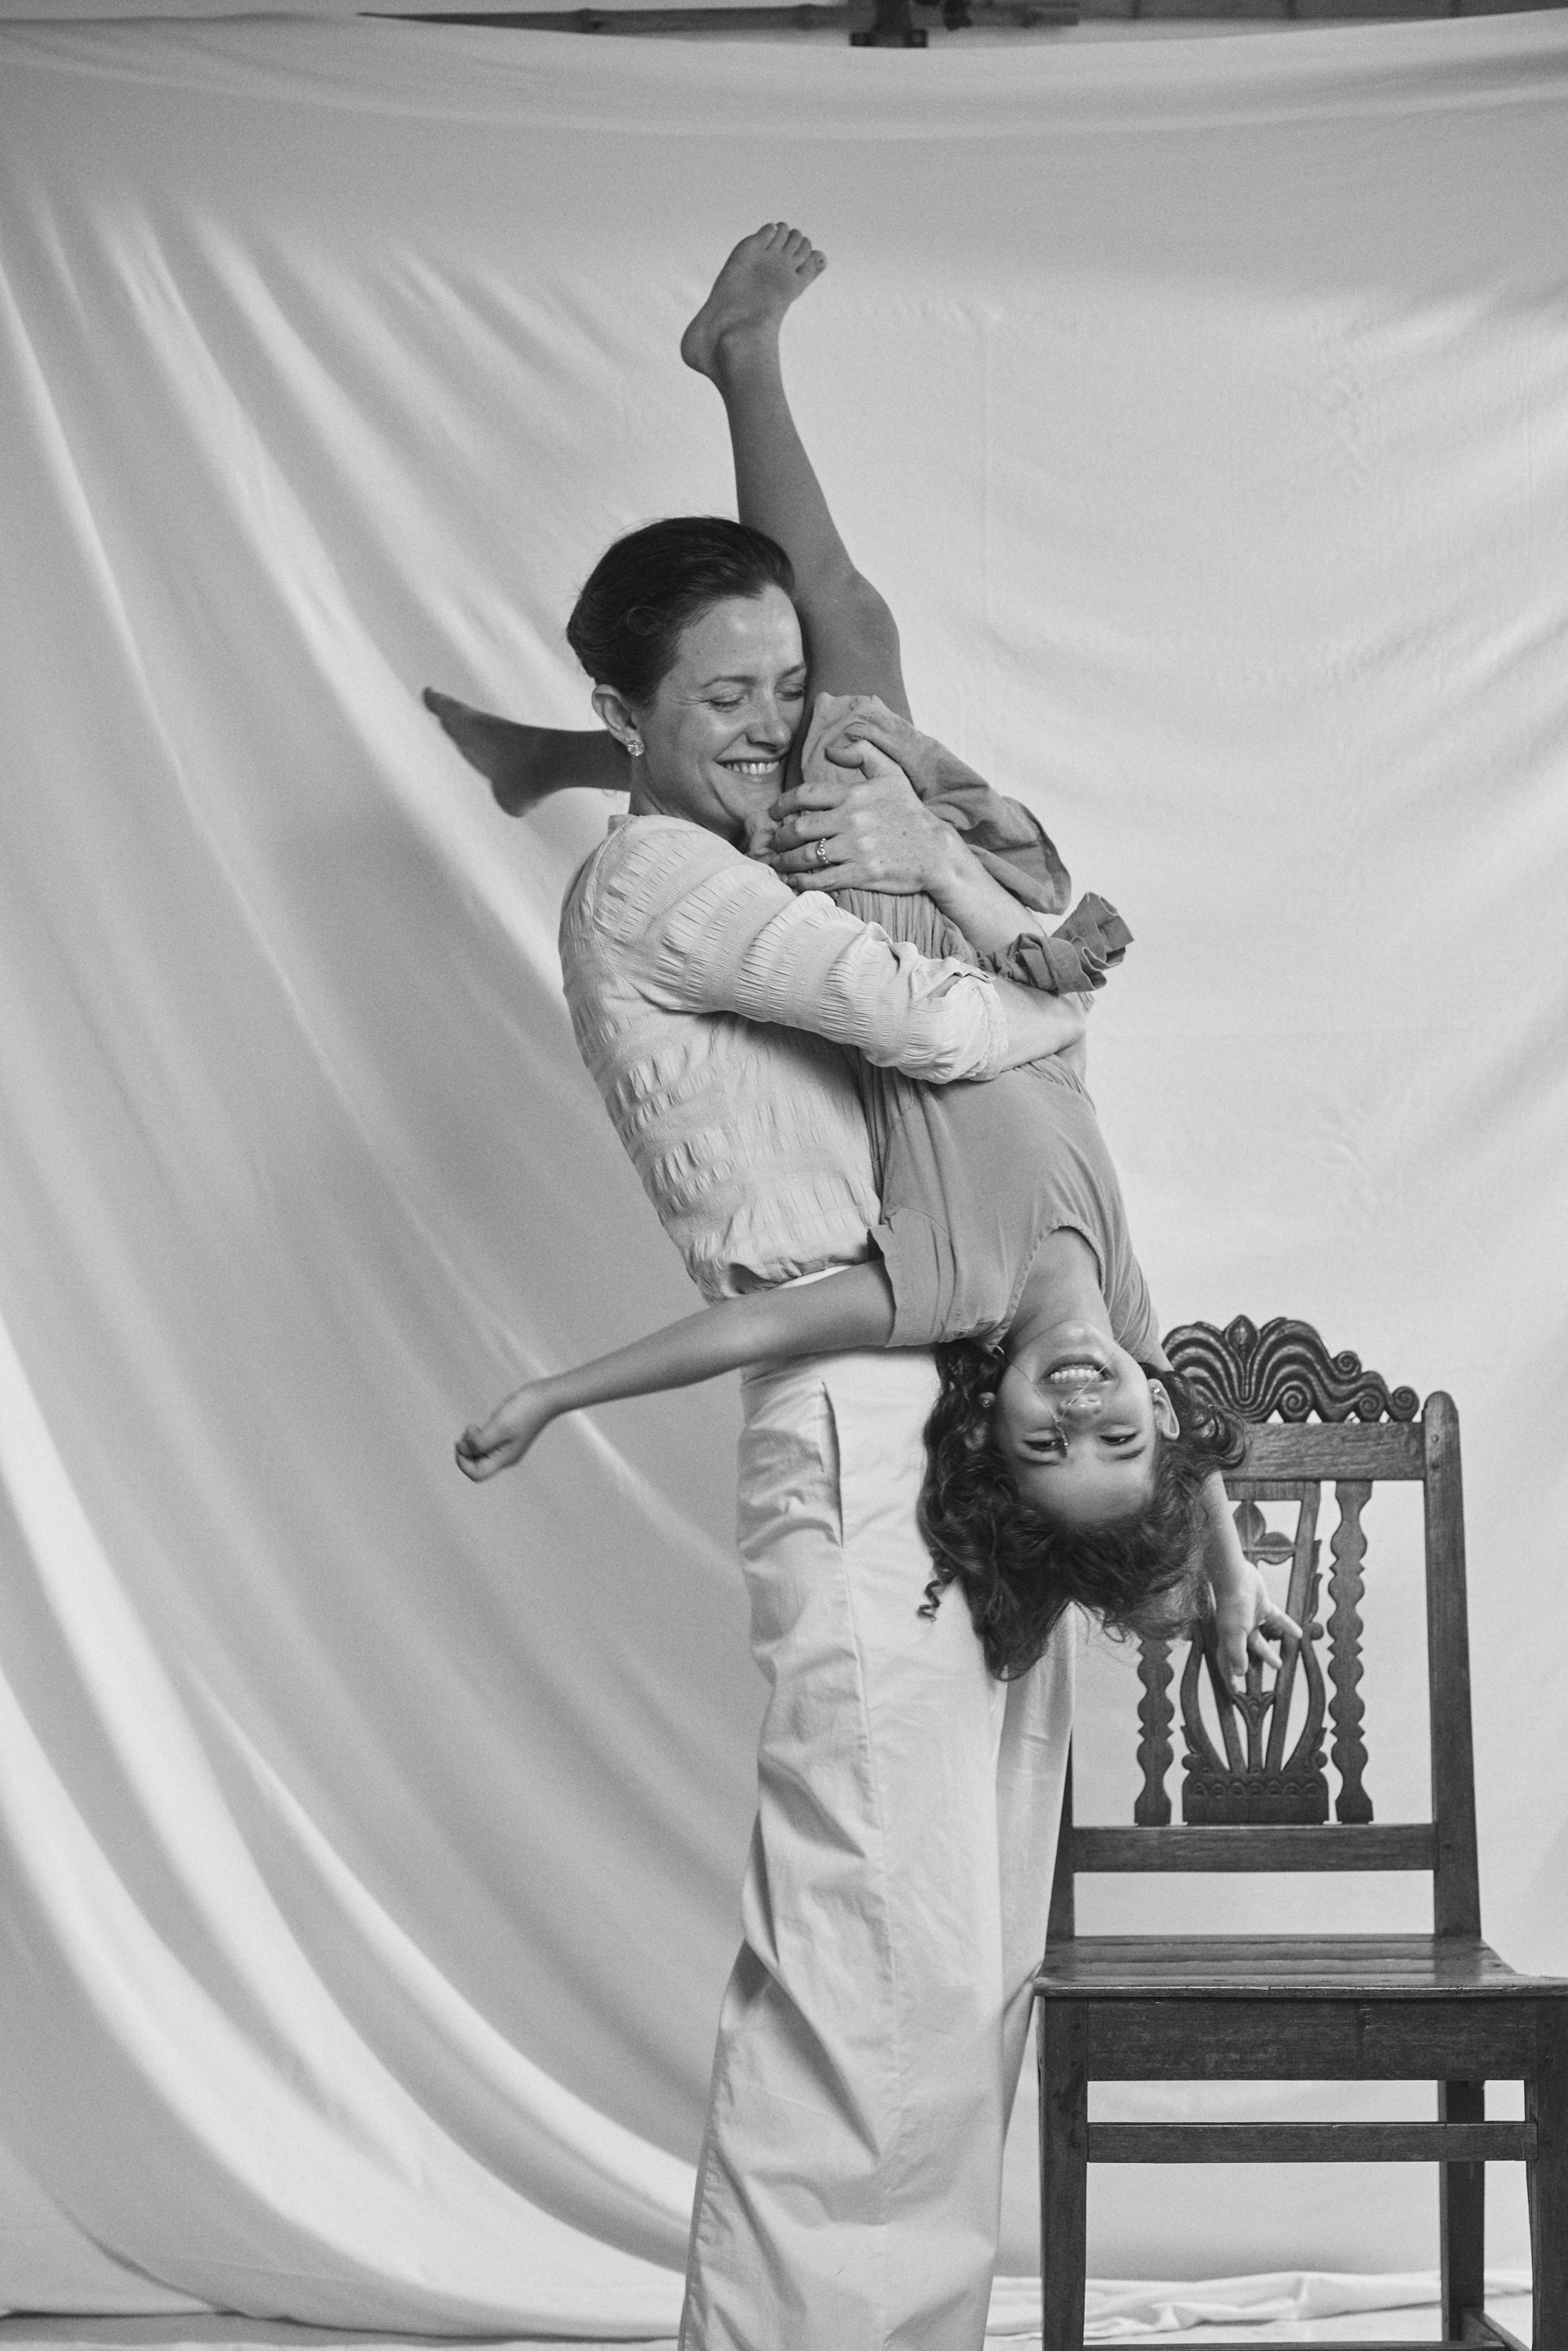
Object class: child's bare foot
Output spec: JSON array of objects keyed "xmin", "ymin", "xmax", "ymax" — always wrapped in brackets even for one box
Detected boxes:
[
  {"xmin": 423, "ymin": 689, "xmax": 625, "ymax": 814},
  {"xmin": 680, "ymin": 223, "xmax": 826, "ymax": 383}
]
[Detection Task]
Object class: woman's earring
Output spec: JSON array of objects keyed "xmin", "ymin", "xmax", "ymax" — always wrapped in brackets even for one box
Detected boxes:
[{"xmin": 626, "ymin": 738, "xmax": 644, "ymax": 759}]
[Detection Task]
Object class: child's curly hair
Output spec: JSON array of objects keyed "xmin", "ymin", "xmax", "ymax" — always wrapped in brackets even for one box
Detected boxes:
[{"xmin": 916, "ymin": 1343, "xmax": 1247, "ymax": 1680}]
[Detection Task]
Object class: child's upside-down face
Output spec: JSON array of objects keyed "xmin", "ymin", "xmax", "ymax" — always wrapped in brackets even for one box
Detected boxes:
[{"xmin": 989, "ymin": 1326, "xmax": 1179, "ymax": 1526}]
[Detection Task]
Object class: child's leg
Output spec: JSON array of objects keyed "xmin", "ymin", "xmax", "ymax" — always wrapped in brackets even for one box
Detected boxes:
[
  {"xmin": 681, "ymin": 225, "xmax": 912, "ymax": 726},
  {"xmin": 421, "ymin": 226, "xmax": 875, "ymax": 815},
  {"xmin": 427, "ymin": 224, "xmax": 908, "ymax": 815},
  {"xmin": 421, "ymin": 688, "xmax": 625, "ymax": 814},
  {"xmin": 684, "ymin": 237, "xmax": 1073, "ymax": 921},
  {"xmin": 682, "ymin": 223, "xmax": 932, "ymax": 986}
]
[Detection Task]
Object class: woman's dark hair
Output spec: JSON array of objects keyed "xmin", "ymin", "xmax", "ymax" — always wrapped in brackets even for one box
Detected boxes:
[
  {"xmin": 565, "ymin": 517, "xmax": 797, "ymax": 706},
  {"xmin": 916, "ymin": 1346, "xmax": 1248, "ymax": 1681}
]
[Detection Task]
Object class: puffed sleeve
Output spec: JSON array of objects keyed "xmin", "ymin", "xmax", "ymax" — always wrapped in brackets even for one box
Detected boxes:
[
  {"xmin": 869, "ymin": 1204, "xmax": 1016, "ymax": 1349},
  {"xmin": 1112, "ymin": 1254, "xmax": 1162, "ymax": 1366}
]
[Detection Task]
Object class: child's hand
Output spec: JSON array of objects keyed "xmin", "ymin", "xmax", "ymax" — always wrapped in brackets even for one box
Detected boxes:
[
  {"xmin": 829, "ymin": 698, "xmax": 960, "ymax": 802},
  {"xmin": 455, "ymin": 1380, "xmax": 557, "ymax": 1482},
  {"xmin": 1212, "ymin": 1561, "xmax": 1301, "ymax": 1693},
  {"xmin": 740, "ymin": 805, "xmax": 778, "ymax": 861}
]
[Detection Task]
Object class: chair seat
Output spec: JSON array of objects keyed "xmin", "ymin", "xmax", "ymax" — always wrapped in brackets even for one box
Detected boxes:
[{"xmin": 1034, "ymin": 1933, "xmax": 1567, "ymax": 2001}]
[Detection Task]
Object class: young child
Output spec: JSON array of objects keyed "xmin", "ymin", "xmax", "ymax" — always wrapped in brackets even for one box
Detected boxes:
[{"xmin": 456, "ymin": 767, "xmax": 1243, "ymax": 1683}]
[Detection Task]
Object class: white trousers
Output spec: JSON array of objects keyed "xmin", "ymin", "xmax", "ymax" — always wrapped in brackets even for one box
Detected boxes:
[{"xmin": 679, "ymin": 1344, "xmax": 1073, "ymax": 2351}]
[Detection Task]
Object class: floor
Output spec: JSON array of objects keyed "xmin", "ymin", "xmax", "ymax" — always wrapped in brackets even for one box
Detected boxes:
[{"xmin": 0, "ymin": 2291, "xmax": 1537, "ymax": 2346}]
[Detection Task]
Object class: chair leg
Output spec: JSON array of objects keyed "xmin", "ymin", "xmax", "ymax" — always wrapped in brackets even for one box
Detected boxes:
[
  {"xmin": 1038, "ymin": 2004, "xmax": 1088, "ymax": 2351},
  {"xmin": 1529, "ymin": 2006, "xmax": 1568, "ymax": 2351},
  {"xmin": 1439, "ymin": 2079, "xmax": 1486, "ymax": 2338}
]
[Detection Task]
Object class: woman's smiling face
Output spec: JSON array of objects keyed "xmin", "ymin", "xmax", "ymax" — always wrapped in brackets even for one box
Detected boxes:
[
  {"xmin": 989, "ymin": 1321, "xmax": 1180, "ymax": 1526},
  {"xmin": 604, "ymin": 586, "xmax": 808, "ymax": 842}
]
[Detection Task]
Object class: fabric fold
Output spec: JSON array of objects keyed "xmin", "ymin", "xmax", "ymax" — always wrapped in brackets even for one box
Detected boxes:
[{"xmin": 986, "ymin": 891, "xmax": 1133, "ymax": 996}]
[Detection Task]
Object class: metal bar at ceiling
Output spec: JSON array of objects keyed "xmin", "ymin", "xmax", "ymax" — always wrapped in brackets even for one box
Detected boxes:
[{"xmin": 368, "ymin": 0, "xmax": 1568, "ymax": 42}]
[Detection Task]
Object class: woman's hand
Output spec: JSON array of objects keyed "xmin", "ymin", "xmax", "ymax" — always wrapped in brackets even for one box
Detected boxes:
[
  {"xmin": 766, "ymin": 738, "xmax": 958, "ymax": 895},
  {"xmin": 455, "ymin": 1380, "xmax": 558, "ymax": 1482}
]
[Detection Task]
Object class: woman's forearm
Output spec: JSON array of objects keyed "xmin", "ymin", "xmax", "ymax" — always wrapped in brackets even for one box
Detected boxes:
[
  {"xmin": 990, "ymin": 980, "xmax": 1089, "ymax": 1072},
  {"xmin": 919, "ymin": 825, "xmax": 1057, "ymax": 961}
]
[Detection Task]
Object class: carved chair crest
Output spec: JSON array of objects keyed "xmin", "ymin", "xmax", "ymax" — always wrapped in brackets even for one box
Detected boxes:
[{"xmin": 1138, "ymin": 1316, "xmax": 1419, "ymax": 1832}]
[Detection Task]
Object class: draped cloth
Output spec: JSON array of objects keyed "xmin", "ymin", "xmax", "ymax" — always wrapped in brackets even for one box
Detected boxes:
[{"xmin": 0, "ymin": 7, "xmax": 1565, "ymax": 2333}]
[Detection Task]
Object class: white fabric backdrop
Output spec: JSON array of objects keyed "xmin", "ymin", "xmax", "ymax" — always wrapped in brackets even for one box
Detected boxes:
[{"xmin": 1, "ymin": 10, "xmax": 1565, "ymax": 2334}]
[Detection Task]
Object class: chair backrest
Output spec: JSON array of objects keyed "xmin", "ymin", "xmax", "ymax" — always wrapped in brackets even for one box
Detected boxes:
[{"xmin": 1047, "ymin": 1315, "xmax": 1482, "ymax": 1944}]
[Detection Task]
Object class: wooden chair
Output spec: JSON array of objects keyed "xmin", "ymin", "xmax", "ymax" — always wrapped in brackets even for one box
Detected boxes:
[{"xmin": 1035, "ymin": 1315, "xmax": 1568, "ymax": 2351}]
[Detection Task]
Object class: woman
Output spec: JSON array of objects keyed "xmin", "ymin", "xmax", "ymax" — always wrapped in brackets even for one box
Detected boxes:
[{"xmin": 443, "ymin": 227, "xmax": 1283, "ymax": 2350}]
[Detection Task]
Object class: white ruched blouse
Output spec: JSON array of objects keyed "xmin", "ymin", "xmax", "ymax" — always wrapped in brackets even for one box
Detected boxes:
[{"xmin": 558, "ymin": 814, "xmax": 1007, "ymax": 1302}]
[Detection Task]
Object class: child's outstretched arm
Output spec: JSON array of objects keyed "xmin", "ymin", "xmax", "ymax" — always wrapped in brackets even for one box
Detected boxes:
[
  {"xmin": 456, "ymin": 1262, "xmax": 896, "ymax": 1482},
  {"xmin": 1142, "ymin": 1344, "xmax": 1302, "ymax": 1689},
  {"xmin": 1196, "ymin": 1475, "xmax": 1303, "ymax": 1691}
]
